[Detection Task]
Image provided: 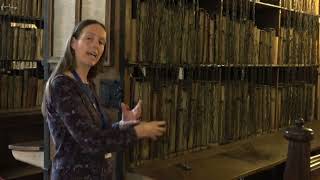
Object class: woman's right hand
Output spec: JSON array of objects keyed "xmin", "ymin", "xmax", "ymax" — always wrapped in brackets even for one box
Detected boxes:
[{"xmin": 134, "ymin": 121, "xmax": 166, "ymax": 140}]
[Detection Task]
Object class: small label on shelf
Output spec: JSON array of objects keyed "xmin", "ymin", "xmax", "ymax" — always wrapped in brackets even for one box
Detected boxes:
[
  {"xmin": 141, "ymin": 66, "xmax": 146, "ymax": 77},
  {"xmin": 178, "ymin": 67, "xmax": 184, "ymax": 80}
]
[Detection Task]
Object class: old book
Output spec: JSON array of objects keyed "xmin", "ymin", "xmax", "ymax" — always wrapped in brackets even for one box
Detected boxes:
[
  {"xmin": 211, "ymin": 82, "xmax": 220, "ymax": 143},
  {"xmin": 1, "ymin": 21, "xmax": 8, "ymax": 60},
  {"xmin": 16, "ymin": 0, "xmax": 22, "ymax": 16},
  {"xmin": 259, "ymin": 30, "xmax": 266, "ymax": 64},
  {"xmin": 169, "ymin": 84, "xmax": 178, "ymax": 154},
  {"xmin": 125, "ymin": 0, "xmax": 132, "ymax": 62},
  {"xmin": 253, "ymin": 27, "xmax": 260, "ymax": 64},
  {"xmin": 265, "ymin": 30, "xmax": 270, "ymax": 64},
  {"xmin": 18, "ymin": 28, "xmax": 25, "ymax": 61},
  {"xmin": 218, "ymin": 84, "xmax": 225, "ymax": 144},
  {"xmin": 188, "ymin": 82, "xmax": 197, "ymax": 150},
  {"xmin": 271, "ymin": 31, "xmax": 278, "ymax": 64},
  {"xmin": 181, "ymin": 10, "xmax": 189, "ymax": 64},
  {"xmin": 277, "ymin": 27, "xmax": 284, "ymax": 65},
  {"xmin": 36, "ymin": 78, "xmax": 44, "ymax": 106},
  {"xmin": 214, "ymin": 15, "xmax": 220, "ymax": 64},
  {"xmin": 248, "ymin": 71, "xmax": 256, "ymax": 136},
  {"xmin": 150, "ymin": 87, "xmax": 158, "ymax": 159},
  {"xmin": 151, "ymin": 4, "xmax": 159, "ymax": 64},
  {"xmin": 202, "ymin": 13, "xmax": 209, "ymax": 64},
  {"xmin": 22, "ymin": 70, "xmax": 29, "ymax": 108},
  {"xmin": 287, "ymin": 28, "xmax": 294, "ymax": 64},
  {"xmin": 0, "ymin": 74, "xmax": 8, "ymax": 109},
  {"xmin": 233, "ymin": 21, "xmax": 240, "ymax": 64},
  {"xmin": 247, "ymin": 22, "xmax": 256, "ymax": 65},
  {"xmin": 161, "ymin": 84, "xmax": 171, "ymax": 158},
  {"xmin": 37, "ymin": 0, "xmax": 42, "ymax": 18},
  {"xmin": 30, "ymin": 28, "xmax": 37, "ymax": 61},
  {"xmin": 35, "ymin": 29, "xmax": 43, "ymax": 60},
  {"xmin": 21, "ymin": 0, "xmax": 26, "ymax": 16},
  {"xmin": 12, "ymin": 27, "xmax": 19, "ymax": 60},
  {"xmin": 31, "ymin": 76, "xmax": 38, "ymax": 107},
  {"xmin": 7, "ymin": 26, "xmax": 14, "ymax": 61},
  {"xmin": 232, "ymin": 81, "xmax": 238, "ymax": 139},
  {"xmin": 239, "ymin": 20, "xmax": 246, "ymax": 64},
  {"xmin": 32, "ymin": 0, "xmax": 37, "ymax": 17},
  {"xmin": 14, "ymin": 75, "xmax": 23, "ymax": 108},
  {"xmin": 130, "ymin": 79, "xmax": 141, "ymax": 166},
  {"xmin": 201, "ymin": 83, "xmax": 210, "ymax": 146},
  {"xmin": 241, "ymin": 82, "xmax": 250, "ymax": 138},
  {"xmin": 208, "ymin": 18, "xmax": 215, "ymax": 64},
  {"xmin": 220, "ymin": 16, "xmax": 227, "ymax": 64},
  {"xmin": 276, "ymin": 86, "xmax": 282, "ymax": 128},
  {"xmin": 138, "ymin": 1, "xmax": 147, "ymax": 63},
  {"xmin": 24, "ymin": 29, "xmax": 32, "ymax": 61},
  {"xmin": 270, "ymin": 87, "xmax": 277, "ymax": 130},
  {"xmin": 0, "ymin": 18, "xmax": 2, "ymax": 60},
  {"xmin": 26, "ymin": 76, "xmax": 36, "ymax": 107},
  {"xmin": 140, "ymin": 81, "xmax": 151, "ymax": 160},
  {"xmin": 176, "ymin": 83, "xmax": 188, "ymax": 152},
  {"xmin": 26, "ymin": 0, "xmax": 32, "ymax": 17},
  {"xmin": 7, "ymin": 75, "xmax": 14, "ymax": 109},
  {"xmin": 130, "ymin": 19, "xmax": 137, "ymax": 63},
  {"xmin": 264, "ymin": 86, "xmax": 271, "ymax": 133},
  {"xmin": 187, "ymin": 9, "xmax": 196, "ymax": 64}
]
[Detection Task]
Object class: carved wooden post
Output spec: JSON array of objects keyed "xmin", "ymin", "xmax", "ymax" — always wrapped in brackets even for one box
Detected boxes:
[{"xmin": 283, "ymin": 118, "xmax": 314, "ymax": 180}]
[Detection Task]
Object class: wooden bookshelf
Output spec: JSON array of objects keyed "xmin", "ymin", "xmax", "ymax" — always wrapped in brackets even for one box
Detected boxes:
[
  {"xmin": 122, "ymin": 0, "xmax": 320, "ymax": 178},
  {"xmin": 0, "ymin": 107, "xmax": 41, "ymax": 116}
]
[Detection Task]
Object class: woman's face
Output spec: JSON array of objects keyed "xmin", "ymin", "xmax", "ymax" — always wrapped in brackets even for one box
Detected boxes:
[{"xmin": 71, "ymin": 24, "xmax": 106, "ymax": 68}]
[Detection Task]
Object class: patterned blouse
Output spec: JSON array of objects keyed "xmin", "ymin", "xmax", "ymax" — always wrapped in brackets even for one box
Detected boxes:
[{"xmin": 44, "ymin": 74, "xmax": 137, "ymax": 179}]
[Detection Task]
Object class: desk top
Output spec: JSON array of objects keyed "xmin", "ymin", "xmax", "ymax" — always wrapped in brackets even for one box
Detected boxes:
[
  {"xmin": 8, "ymin": 141, "xmax": 43, "ymax": 152},
  {"xmin": 132, "ymin": 120, "xmax": 320, "ymax": 180}
]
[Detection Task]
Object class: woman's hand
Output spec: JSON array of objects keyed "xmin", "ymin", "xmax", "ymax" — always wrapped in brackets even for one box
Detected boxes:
[
  {"xmin": 134, "ymin": 121, "xmax": 166, "ymax": 140},
  {"xmin": 119, "ymin": 100, "xmax": 142, "ymax": 129}
]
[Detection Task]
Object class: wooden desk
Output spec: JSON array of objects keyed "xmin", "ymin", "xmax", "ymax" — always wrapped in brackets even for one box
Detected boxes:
[
  {"xmin": 132, "ymin": 120, "xmax": 320, "ymax": 180},
  {"xmin": 8, "ymin": 141, "xmax": 43, "ymax": 169}
]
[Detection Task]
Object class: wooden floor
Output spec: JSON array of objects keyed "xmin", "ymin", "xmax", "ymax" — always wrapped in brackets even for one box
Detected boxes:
[{"xmin": 132, "ymin": 120, "xmax": 320, "ymax": 180}]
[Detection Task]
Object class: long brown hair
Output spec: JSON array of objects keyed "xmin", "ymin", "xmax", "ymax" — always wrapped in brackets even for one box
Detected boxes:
[{"xmin": 42, "ymin": 19, "xmax": 107, "ymax": 116}]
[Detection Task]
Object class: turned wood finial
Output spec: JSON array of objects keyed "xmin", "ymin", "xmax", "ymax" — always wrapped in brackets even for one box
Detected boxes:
[{"xmin": 283, "ymin": 118, "xmax": 314, "ymax": 180}]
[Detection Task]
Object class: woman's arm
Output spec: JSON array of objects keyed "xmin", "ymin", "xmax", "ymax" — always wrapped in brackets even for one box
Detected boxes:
[{"xmin": 51, "ymin": 76, "xmax": 138, "ymax": 153}]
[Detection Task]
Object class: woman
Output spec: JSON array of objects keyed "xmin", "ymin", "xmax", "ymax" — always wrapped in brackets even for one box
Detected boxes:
[{"xmin": 42, "ymin": 19, "xmax": 166, "ymax": 179}]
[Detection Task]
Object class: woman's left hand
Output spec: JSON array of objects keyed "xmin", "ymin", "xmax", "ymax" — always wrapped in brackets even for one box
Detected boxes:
[{"xmin": 120, "ymin": 100, "xmax": 142, "ymax": 127}]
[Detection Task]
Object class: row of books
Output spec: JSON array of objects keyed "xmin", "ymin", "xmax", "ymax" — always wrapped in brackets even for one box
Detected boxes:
[
  {"xmin": 0, "ymin": 22, "xmax": 43, "ymax": 69},
  {"xmin": 0, "ymin": 0, "xmax": 42, "ymax": 18},
  {"xmin": 128, "ymin": 79, "xmax": 316, "ymax": 166},
  {"xmin": 280, "ymin": 0, "xmax": 319, "ymax": 14},
  {"xmin": 0, "ymin": 71, "xmax": 44, "ymax": 109},
  {"xmin": 126, "ymin": 0, "xmax": 319, "ymax": 65}
]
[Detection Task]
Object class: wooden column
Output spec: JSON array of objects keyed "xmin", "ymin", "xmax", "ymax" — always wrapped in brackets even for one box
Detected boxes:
[{"xmin": 283, "ymin": 118, "xmax": 314, "ymax": 180}]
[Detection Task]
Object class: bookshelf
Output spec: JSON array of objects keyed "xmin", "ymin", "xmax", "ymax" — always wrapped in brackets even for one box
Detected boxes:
[
  {"xmin": 120, "ymin": 0, "xmax": 320, "ymax": 178},
  {"xmin": 0, "ymin": 0, "xmax": 45, "ymax": 179},
  {"xmin": 0, "ymin": 0, "xmax": 44, "ymax": 115}
]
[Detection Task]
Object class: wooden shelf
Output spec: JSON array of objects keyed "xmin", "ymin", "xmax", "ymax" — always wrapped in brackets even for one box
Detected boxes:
[
  {"xmin": 131, "ymin": 120, "xmax": 320, "ymax": 180},
  {"xmin": 0, "ymin": 13, "xmax": 44, "ymax": 28},
  {"xmin": 127, "ymin": 62, "xmax": 319, "ymax": 68},
  {"xmin": 280, "ymin": 7, "xmax": 320, "ymax": 17},
  {"xmin": 252, "ymin": 0, "xmax": 319, "ymax": 17},
  {"xmin": 8, "ymin": 141, "xmax": 43, "ymax": 151},
  {"xmin": 255, "ymin": 1, "xmax": 282, "ymax": 10},
  {"xmin": 0, "ymin": 107, "xmax": 41, "ymax": 118},
  {"xmin": 0, "ymin": 165, "xmax": 42, "ymax": 179}
]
